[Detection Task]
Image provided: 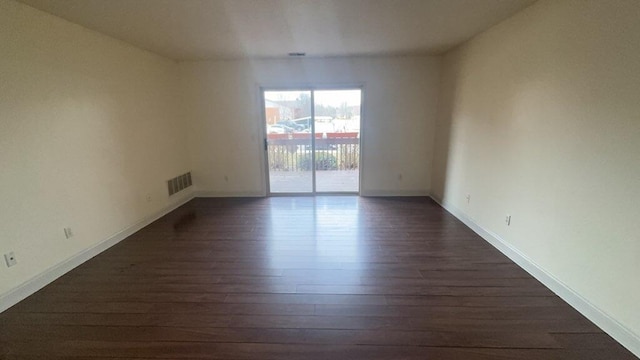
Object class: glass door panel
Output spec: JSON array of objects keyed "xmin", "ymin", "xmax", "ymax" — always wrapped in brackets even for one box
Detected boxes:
[
  {"xmin": 264, "ymin": 90, "xmax": 313, "ymax": 193},
  {"xmin": 314, "ymin": 89, "xmax": 361, "ymax": 193}
]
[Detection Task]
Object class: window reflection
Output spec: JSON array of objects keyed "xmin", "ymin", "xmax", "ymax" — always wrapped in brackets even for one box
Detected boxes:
[{"xmin": 265, "ymin": 197, "xmax": 363, "ymax": 268}]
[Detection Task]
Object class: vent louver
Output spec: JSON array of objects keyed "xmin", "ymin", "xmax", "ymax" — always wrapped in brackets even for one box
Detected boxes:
[{"xmin": 168, "ymin": 171, "xmax": 192, "ymax": 196}]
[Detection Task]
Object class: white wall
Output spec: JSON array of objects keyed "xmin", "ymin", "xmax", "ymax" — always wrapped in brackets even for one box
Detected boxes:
[
  {"xmin": 0, "ymin": 0, "xmax": 191, "ymax": 302},
  {"xmin": 178, "ymin": 56, "xmax": 440, "ymax": 196},
  {"xmin": 432, "ymin": 0, "xmax": 640, "ymax": 352}
]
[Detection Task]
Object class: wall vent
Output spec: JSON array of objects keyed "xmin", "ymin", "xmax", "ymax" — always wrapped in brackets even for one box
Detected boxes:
[{"xmin": 168, "ymin": 171, "xmax": 192, "ymax": 196}]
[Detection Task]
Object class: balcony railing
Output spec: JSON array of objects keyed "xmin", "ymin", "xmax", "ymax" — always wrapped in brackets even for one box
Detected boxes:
[{"xmin": 267, "ymin": 132, "xmax": 359, "ymax": 171}]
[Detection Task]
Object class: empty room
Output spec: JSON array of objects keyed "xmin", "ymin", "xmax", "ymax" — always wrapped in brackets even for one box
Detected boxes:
[{"xmin": 1, "ymin": 0, "xmax": 638, "ymax": 359}]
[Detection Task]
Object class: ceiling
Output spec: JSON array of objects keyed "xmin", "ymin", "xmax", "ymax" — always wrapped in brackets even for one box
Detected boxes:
[{"xmin": 18, "ymin": 0, "xmax": 536, "ymax": 61}]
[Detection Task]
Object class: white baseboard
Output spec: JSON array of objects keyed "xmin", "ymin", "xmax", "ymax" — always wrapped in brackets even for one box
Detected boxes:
[
  {"xmin": 360, "ymin": 190, "xmax": 430, "ymax": 197},
  {"xmin": 431, "ymin": 195, "xmax": 640, "ymax": 358},
  {"xmin": 195, "ymin": 190, "xmax": 264, "ymax": 197},
  {"xmin": 0, "ymin": 194, "xmax": 195, "ymax": 313}
]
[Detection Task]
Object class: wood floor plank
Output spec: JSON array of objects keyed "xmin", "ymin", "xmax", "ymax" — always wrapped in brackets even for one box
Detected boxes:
[
  {"xmin": 0, "ymin": 325, "xmax": 560, "ymax": 348},
  {"xmin": 0, "ymin": 197, "xmax": 635, "ymax": 359}
]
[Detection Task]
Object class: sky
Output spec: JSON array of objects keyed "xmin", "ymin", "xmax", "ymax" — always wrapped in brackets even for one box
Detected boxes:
[{"xmin": 265, "ymin": 89, "xmax": 361, "ymax": 107}]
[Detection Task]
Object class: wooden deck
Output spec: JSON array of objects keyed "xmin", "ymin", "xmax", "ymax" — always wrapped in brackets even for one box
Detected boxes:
[
  {"xmin": 0, "ymin": 197, "xmax": 635, "ymax": 359},
  {"xmin": 270, "ymin": 170, "xmax": 359, "ymax": 193}
]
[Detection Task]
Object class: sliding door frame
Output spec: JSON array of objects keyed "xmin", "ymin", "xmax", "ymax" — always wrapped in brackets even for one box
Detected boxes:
[{"xmin": 260, "ymin": 84, "xmax": 364, "ymax": 196}]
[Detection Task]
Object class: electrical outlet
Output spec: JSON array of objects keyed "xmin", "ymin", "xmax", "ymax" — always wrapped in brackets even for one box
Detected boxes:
[
  {"xmin": 64, "ymin": 227, "xmax": 73, "ymax": 239},
  {"xmin": 505, "ymin": 215, "xmax": 511, "ymax": 226},
  {"xmin": 4, "ymin": 252, "xmax": 17, "ymax": 267},
  {"xmin": 466, "ymin": 194, "xmax": 471, "ymax": 204}
]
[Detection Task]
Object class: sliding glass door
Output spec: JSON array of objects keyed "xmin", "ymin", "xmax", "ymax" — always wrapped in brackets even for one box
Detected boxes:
[{"xmin": 263, "ymin": 88, "xmax": 361, "ymax": 195}]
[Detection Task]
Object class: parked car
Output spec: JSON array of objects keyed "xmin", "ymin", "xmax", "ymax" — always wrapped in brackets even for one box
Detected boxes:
[
  {"xmin": 277, "ymin": 120, "xmax": 305, "ymax": 131},
  {"xmin": 291, "ymin": 116, "xmax": 334, "ymax": 131},
  {"xmin": 292, "ymin": 117, "xmax": 311, "ymax": 131},
  {"xmin": 267, "ymin": 124, "xmax": 294, "ymax": 134}
]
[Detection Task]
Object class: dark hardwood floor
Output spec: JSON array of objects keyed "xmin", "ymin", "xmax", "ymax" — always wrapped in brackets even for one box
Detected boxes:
[{"xmin": 1, "ymin": 197, "xmax": 636, "ymax": 359}]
